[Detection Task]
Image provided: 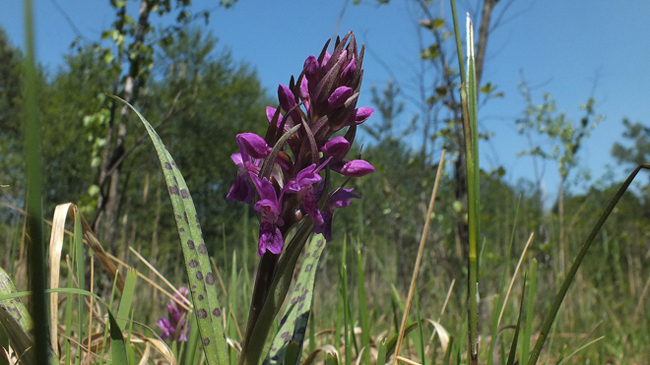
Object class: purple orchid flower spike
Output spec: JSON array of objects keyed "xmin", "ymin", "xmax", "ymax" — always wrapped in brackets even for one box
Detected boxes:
[
  {"xmin": 227, "ymin": 31, "xmax": 374, "ymax": 256},
  {"xmin": 226, "ymin": 133, "xmax": 272, "ymax": 203},
  {"xmin": 253, "ymin": 176, "xmax": 285, "ymax": 256},
  {"xmin": 233, "ymin": 31, "xmax": 375, "ymax": 364},
  {"xmin": 157, "ymin": 286, "xmax": 190, "ymax": 342},
  {"xmin": 284, "ymin": 164, "xmax": 324, "ymax": 226},
  {"xmin": 314, "ymin": 188, "xmax": 360, "ymax": 241}
]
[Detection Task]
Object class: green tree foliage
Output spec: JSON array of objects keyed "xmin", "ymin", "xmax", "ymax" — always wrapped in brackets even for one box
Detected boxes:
[
  {"xmin": 612, "ymin": 118, "xmax": 650, "ymax": 167},
  {"xmin": 132, "ymin": 29, "xmax": 272, "ymax": 261},
  {"xmin": 0, "ymin": 28, "xmax": 25, "ymax": 194},
  {"xmin": 515, "ymin": 82, "xmax": 603, "ymax": 274},
  {"xmin": 0, "ymin": 24, "xmax": 268, "ymax": 277}
]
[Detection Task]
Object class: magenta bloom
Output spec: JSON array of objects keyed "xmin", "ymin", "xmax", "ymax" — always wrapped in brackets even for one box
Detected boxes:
[
  {"xmin": 284, "ymin": 164, "xmax": 324, "ymax": 226},
  {"xmin": 226, "ymin": 133, "xmax": 272, "ymax": 203},
  {"xmin": 314, "ymin": 188, "xmax": 360, "ymax": 241},
  {"xmin": 157, "ymin": 286, "xmax": 190, "ymax": 342},
  {"xmin": 253, "ymin": 176, "xmax": 285, "ymax": 256},
  {"xmin": 226, "ymin": 32, "xmax": 374, "ymax": 255}
]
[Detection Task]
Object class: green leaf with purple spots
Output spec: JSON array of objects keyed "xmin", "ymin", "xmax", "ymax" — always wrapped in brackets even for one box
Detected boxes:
[
  {"xmin": 115, "ymin": 96, "xmax": 229, "ymax": 365},
  {"xmin": 264, "ymin": 234, "xmax": 327, "ymax": 365}
]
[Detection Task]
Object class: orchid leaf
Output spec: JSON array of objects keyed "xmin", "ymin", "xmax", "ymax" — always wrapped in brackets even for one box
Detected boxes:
[
  {"xmin": 264, "ymin": 233, "xmax": 327, "ymax": 365},
  {"xmin": 114, "ymin": 95, "xmax": 229, "ymax": 365}
]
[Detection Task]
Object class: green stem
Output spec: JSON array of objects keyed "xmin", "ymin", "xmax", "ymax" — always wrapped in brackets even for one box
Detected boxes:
[{"xmin": 239, "ymin": 252, "xmax": 278, "ymax": 365}]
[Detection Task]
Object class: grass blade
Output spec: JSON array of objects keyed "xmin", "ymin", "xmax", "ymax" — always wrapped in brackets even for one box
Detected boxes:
[
  {"xmin": 555, "ymin": 336, "xmax": 605, "ymax": 365},
  {"xmin": 108, "ymin": 309, "xmax": 129, "ymax": 365},
  {"xmin": 116, "ymin": 270, "xmax": 137, "ymax": 330},
  {"xmin": 505, "ymin": 273, "xmax": 527, "ymax": 365},
  {"xmin": 526, "ymin": 164, "xmax": 650, "ymax": 365},
  {"xmin": 520, "ymin": 259, "xmax": 537, "ymax": 364},
  {"xmin": 357, "ymin": 242, "xmax": 370, "ymax": 365},
  {"xmin": 23, "ymin": 0, "xmax": 50, "ymax": 362}
]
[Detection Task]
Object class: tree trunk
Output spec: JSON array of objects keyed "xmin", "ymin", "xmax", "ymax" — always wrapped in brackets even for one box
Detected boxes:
[
  {"xmin": 95, "ymin": 0, "xmax": 152, "ymax": 252},
  {"xmin": 475, "ymin": 0, "xmax": 498, "ymax": 86}
]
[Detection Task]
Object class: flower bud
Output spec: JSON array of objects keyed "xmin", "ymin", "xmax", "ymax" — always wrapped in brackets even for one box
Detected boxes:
[
  {"xmin": 328, "ymin": 86, "xmax": 354, "ymax": 109},
  {"xmin": 333, "ymin": 159, "xmax": 375, "ymax": 177},
  {"xmin": 322, "ymin": 136, "xmax": 350, "ymax": 158}
]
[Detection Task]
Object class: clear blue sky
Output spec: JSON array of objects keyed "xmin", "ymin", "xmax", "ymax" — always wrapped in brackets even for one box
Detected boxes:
[{"xmin": 2, "ymin": 0, "xmax": 649, "ymax": 199}]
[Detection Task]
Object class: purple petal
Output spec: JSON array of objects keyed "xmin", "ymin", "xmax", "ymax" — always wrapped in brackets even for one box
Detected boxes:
[
  {"xmin": 301, "ymin": 185, "xmax": 324, "ymax": 226},
  {"xmin": 333, "ymin": 159, "xmax": 375, "ymax": 177},
  {"xmin": 157, "ymin": 318, "xmax": 173, "ymax": 339},
  {"xmin": 253, "ymin": 176, "xmax": 279, "ymax": 206},
  {"xmin": 329, "ymin": 188, "xmax": 360, "ymax": 208},
  {"xmin": 284, "ymin": 164, "xmax": 320, "ymax": 192},
  {"xmin": 266, "ymin": 106, "xmax": 284, "ymax": 127},
  {"xmin": 230, "ymin": 153, "xmax": 243, "ymax": 167},
  {"xmin": 258, "ymin": 222, "xmax": 284, "ymax": 256},
  {"xmin": 295, "ymin": 164, "xmax": 322, "ymax": 186},
  {"xmin": 226, "ymin": 173, "xmax": 253, "ymax": 203},
  {"xmin": 328, "ymin": 86, "xmax": 354, "ymax": 108},
  {"xmin": 350, "ymin": 107, "xmax": 374, "ymax": 125},
  {"xmin": 168, "ymin": 303, "xmax": 182, "ymax": 326},
  {"xmin": 321, "ymin": 51, "xmax": 331, "ymax": 68},
  {"xmin": 313, "ymin": 211, "xmax": 333, "ymax": 242},
  {"xmin": 322, "ymin": 137, "xmax": 350, "ymax": 158},
  {"xmin": 236, "ymin": 133, "xmax": 271, "ymax": 159}
]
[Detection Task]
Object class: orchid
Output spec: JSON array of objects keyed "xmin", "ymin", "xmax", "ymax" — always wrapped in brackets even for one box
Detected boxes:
[
  {"xmin": 156, "ymin": 286, "xmax": 190, "ymax": 342},
  {"xmin": 226, "ymin": 31, "xmax": 375, "ymax": 255}
]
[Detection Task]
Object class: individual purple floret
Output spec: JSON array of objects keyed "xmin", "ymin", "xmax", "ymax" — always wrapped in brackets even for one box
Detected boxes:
[
  {"xmin": 226, "ymin": 133, "xmax": 272, "ymax": 204},
  {"xmin": 253, "ymin": 176, "xmax": 285, "ymax": 256},
  {"xmin": 226, "ymin": 31, "xmax": 375, "ymax": 255},
  {"xmin": 284, "ymin": 164, "xmax": 324, "ymax": 227},
  {"xmin": 313, "ymin": 188, "xmax": 360, "ymax": 242},
  {"xmin": 157, "ymin": 286, "xmax": 190, "ymax": 342}
]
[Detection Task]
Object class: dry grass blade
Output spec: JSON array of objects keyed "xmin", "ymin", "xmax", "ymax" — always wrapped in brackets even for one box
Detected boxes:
[
  {"xmin": 110, "ymin": 251, "xmax": 191, "ymax": 312},
  {"xmin": 48, "ymin": 202, "xmax": 73, "ymax": 354},
  {"xmin": 77, "ymin": 212, "xmax": 124, "ymax": 292},
  {"xmin": 137, "ymin": 342, "xmax": 151, "ymax": 365},
  {"xmin": 128, "ymin": 247, "xmax": 192, "ymax": 308},
  {"xmin": 396, "ymin": 355, "xmax": 421, "ymax": 365},
  {"xmin": 1, "ymin": 202, "xmax": 124, "ymax": 292},
  {"xmin": 497, "ymin": 232, "xmax": 534, "ymax": 328},
  {"xmin": 423, "ymin": 319, "xmax": 450, "ymax": 354},
  {"xmin": 392, "ymin": 150, "xmax": 446, "ymax": 363},
  {"xmin": 440, "ymin": 279, "xmax": 455, "ymax": 317},
  {"xmin": 129, "ymin": 332, "xmax": 175, "ymax": 364},
  {"xmin": 302, "ymin": 345, "xmax": 340, "ymax": 365}
]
